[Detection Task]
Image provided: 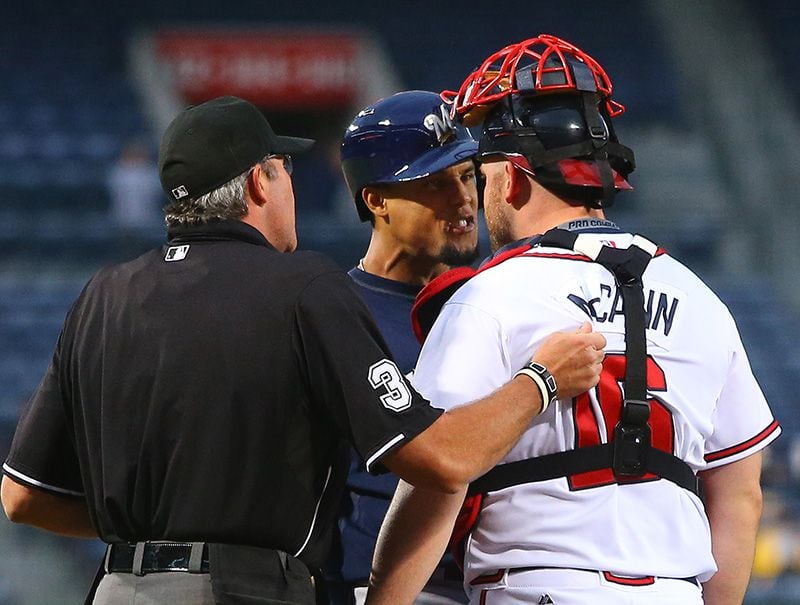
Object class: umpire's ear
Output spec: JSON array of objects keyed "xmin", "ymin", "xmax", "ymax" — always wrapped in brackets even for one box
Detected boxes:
[{"xmin": 245, "ymin": 163, "xmax": 270, "ymax": 208}]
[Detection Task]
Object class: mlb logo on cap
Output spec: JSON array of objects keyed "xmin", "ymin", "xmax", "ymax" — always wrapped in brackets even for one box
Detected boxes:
[{"xmin": 171, "ymin": 185, "xmax": 189, "ymax": 200}]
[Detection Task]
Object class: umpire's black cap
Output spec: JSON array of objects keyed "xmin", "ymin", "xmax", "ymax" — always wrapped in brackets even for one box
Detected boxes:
[{"xmin": 158, "ymin": 96, "xmax": 315, "ymax": 202}]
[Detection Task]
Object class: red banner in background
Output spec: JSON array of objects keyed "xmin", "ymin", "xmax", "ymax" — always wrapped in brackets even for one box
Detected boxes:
[{"xmin": 155, "ymin": 30, "xmax": 361, "ymax": 108}]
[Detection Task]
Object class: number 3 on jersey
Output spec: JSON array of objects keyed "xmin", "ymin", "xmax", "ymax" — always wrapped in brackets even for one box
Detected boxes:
[
  {"xmin": 368, "ymin": 359, "xmax": 412, "ymax": 412},
  {"xmin": 571, "ymin": 353, "xmax": 675, "ymax": 490}
]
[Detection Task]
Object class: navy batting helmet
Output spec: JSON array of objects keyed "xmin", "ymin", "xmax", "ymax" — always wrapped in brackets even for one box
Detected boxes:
[{"xmin": 341, "ymin": 90, "xmax": 478, "ymax": 221}]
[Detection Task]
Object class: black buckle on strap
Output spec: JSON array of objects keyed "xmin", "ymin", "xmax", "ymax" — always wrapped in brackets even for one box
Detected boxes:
[{"xmin": 613, "ymin": 400, "xmax": 651, "ymax": 477}]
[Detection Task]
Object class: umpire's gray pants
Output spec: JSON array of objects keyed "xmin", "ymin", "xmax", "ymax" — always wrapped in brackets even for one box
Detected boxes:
[{"xmin": 93, "ymin": 571, "xmax": 215, "ymax": 604}]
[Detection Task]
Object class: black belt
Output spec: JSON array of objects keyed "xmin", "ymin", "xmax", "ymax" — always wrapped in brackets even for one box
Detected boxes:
[{"xmin": 105, "ymin": 542, "xmax": 210, "ymax": 575}]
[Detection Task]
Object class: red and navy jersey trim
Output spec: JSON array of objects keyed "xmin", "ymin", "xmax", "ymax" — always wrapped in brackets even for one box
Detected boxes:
[
  {"xmin": 704, "ymin": 419, "xmax": 781, "ymax": 463},
  {"xmin": 602, "ymin": 572, "xmax": 655, "ymax": 586},
  {"xmin": 470, "ymin": 570, "xmax": 505, "ymax": 585},
  {"xmin": 525, "ymin": 251, "xmax": 592, "ymax": 262},
  {"xmin": 523, "ymin": 247, "xmax": 667, "ymax": 262}
]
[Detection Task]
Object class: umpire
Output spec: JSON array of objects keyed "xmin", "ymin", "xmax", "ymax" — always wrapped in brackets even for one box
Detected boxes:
[{"xmin": 1, "ymin": 96, "xmax": 604, "ymax": 604}]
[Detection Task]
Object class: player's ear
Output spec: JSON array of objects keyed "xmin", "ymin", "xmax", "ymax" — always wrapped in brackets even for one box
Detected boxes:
[
  {"xmin": 362, "ymin": 187, "xmax": 389, "ymax": 219},
  {"xmin": 505, "ymin": 162, "xmax": 531, "ymax": 209}
]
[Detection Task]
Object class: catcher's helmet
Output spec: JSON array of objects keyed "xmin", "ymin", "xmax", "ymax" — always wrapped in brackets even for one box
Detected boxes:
[
  {"xmin": 341, "ymin": 90, "xmax": 478, "ymax": 221},
  {"xmin": 442, "ymin": 34, "xmax": 635, "ymax": 208}
]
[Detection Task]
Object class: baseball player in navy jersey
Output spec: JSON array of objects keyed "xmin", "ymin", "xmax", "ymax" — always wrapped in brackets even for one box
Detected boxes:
[
  {"xmin": 366, "ymin": 35, "xmax": 780, "ymax": 605},
  {"xmin": 327, "ymin": 91, "xmax": 480, "ymax": 604}
]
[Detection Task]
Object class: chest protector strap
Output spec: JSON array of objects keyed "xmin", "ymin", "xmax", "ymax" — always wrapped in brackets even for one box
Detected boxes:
[{"xmin": 467, "ymin": 228, "xmax": 699, "ymax": 497}]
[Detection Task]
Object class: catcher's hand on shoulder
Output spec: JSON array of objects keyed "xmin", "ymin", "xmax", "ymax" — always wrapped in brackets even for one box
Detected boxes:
[{"xmin": 531, "ymin": 322, "xmax": 605, "ymax": 400}]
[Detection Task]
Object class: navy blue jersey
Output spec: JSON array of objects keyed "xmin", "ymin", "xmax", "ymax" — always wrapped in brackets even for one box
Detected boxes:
[
  {"xmin": 332, "ymin": 268, "xmax": 423, "ymax": 585},
  {"xmin": 347, "ymin": 268, "xmax": 422, "ymax": 377}
]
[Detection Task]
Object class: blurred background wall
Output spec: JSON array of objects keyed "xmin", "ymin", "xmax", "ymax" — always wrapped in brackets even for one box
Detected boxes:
[{"xmin": 1, "ymin": 0, "xmax": 799, "ymax": 602}]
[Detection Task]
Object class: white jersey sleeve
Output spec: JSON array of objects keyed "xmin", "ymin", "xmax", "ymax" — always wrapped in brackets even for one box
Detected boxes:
[
  {"xmin": 703, "ymin": 313, "xmax": 781, "ymax": 469},
  {"xmin": 413, "ymin": 301, "xmax": 510, "ymax": 411},
  {"xmin": 413, "ymin": 264, "xmax": 589, "ymax": 411}
]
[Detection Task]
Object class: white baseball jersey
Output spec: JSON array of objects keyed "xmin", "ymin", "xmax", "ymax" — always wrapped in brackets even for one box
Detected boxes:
[{"xmin": 412, "ymin": 228, "xmax": 780, "ymax": 586}]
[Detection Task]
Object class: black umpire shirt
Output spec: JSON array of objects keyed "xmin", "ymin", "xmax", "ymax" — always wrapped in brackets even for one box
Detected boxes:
[{"xmin": 3, "ymin": 219, "xmax": 442, "ymax": 569}]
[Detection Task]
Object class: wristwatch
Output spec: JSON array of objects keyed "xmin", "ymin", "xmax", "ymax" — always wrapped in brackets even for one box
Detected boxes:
[{"xmin": 514, "ymin": 361, "xmax": 558, "ymax": 413}]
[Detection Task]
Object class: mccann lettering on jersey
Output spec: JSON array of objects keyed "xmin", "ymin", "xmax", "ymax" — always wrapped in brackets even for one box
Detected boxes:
[
  {"xmin": 565, "ymin": 279, "xmax": 685, "ymax": 340},
  {"xmin": 164, "ymin": 244, "xmax": 190, "ymax": 262}
]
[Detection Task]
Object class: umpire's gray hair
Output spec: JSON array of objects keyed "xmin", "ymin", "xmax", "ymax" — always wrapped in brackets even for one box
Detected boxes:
[{"xmin": 164, "ymin": 157, "xmax": 279, "ymax": 227}]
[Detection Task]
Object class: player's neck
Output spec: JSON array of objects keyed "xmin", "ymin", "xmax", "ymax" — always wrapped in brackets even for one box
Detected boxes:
[
  {"xmin": 359, "ymin": 238, "xmax": 438, "ymax": 286},
  {"xmin": 517, "ymin": 202, "xmax": 604, "ymax": 239}
]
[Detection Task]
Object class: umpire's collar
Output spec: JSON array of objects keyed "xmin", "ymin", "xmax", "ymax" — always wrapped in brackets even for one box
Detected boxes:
[{"xmin": 167, "ymin": 219, "xmax": 273, "ymax": 249}]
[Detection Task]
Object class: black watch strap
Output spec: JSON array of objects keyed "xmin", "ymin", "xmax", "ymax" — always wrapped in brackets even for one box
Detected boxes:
[{"xmin": 514, "ymin": 361, "xmax": 558, "ymax": 413}]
